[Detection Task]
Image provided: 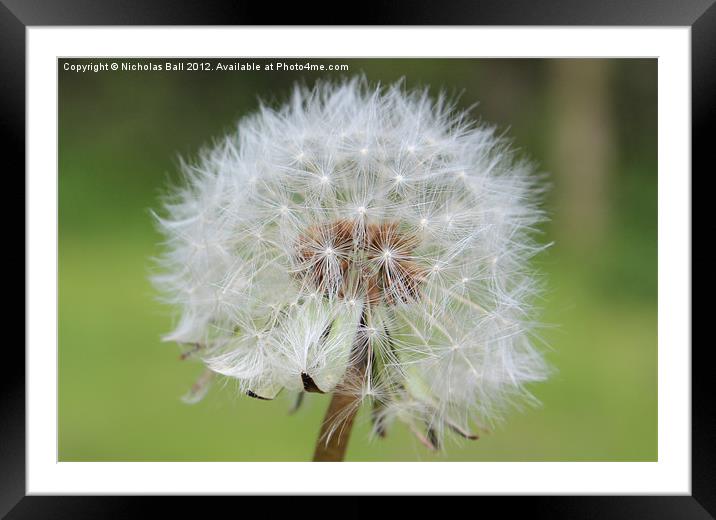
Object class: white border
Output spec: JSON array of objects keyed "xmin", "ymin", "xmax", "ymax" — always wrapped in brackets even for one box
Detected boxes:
[{"xmin": 27, "ymin": 27, "xmax": 691, "ymax": 494}]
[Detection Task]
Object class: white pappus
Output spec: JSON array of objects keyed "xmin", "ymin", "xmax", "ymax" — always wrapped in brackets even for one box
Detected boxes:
[{"xmin": 153, "ymin": 77, "xmax": 550, "ymax": 450}]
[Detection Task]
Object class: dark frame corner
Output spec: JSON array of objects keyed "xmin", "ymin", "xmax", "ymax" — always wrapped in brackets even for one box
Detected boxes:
[{"xmin": 6, "ymin": 0, "xmax": 708, "ymax": 517}]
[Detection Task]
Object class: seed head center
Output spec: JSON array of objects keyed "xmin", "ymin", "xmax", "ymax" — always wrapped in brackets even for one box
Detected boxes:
[{"xmin": 294, "ymin": 219, "xmax": 425, "ymax": 305}]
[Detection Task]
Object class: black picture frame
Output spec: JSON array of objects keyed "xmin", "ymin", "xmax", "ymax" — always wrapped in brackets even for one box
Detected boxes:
[{"xmin": 5, "ymin": 0, "xmax": 707, "ymax": 516}]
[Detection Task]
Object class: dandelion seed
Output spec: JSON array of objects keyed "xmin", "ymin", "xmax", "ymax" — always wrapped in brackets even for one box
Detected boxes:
[{"xmin": 153, "ymin": 77, "xmax": 550, "ymax": 461}]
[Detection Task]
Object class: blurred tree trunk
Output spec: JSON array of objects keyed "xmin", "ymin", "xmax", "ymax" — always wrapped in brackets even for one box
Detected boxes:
[{"xmin": 551, "ymin": 60, "xmax": 614, "ymax": 251}]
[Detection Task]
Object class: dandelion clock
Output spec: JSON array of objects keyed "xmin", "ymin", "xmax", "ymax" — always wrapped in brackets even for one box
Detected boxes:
[{"xmin": 153, "ymin": 77, "xmax": 550, "ymax": 461}]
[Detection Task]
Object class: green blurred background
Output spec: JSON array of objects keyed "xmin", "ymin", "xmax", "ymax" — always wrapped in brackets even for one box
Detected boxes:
[{"xmin": 59, "ymin": 58, "xmax": 657, "ymax": 461}]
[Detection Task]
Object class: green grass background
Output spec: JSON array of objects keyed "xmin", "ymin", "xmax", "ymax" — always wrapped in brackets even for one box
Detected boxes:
[{"xmin": 59, "ymin": 58, "xmax": 657, "ymax": 461}]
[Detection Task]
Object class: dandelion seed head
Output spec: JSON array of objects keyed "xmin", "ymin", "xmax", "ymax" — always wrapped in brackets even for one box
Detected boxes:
[{"xmin": 153, "ymin": 76, "xmax": 550, "ymax": 448}]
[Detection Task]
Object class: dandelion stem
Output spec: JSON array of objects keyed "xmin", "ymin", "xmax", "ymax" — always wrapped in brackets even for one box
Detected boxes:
[
  {"xmin": 312, "ymin": 306, "xmax": 370, "ymax": 462},
  {"xmin": 312, "ymin": 391, "xmax": 362, "ymax": 461}
]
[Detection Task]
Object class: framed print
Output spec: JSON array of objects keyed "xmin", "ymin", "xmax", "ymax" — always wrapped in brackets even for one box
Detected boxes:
[{"xmin": 7, "ymin": 0, "xmax": 709, "ymax": 516}]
